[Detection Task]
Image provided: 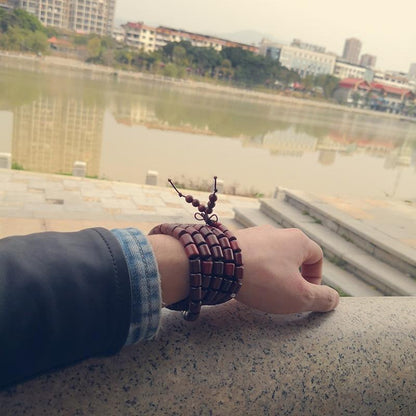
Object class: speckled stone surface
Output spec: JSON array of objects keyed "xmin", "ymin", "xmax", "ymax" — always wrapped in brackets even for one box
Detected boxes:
[{"xmin": 1, "ymin": 297, "xmax": 415, "ymax": 415}]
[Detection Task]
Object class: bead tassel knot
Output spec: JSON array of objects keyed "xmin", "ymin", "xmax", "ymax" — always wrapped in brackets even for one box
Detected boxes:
[{"xmin": 168, "ymin": 177, "xmax": 219, "ymax": 226}]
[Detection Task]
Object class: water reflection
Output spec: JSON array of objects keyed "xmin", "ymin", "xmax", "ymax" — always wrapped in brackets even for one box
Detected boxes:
[
  {"xmin": 12, "ymin": 96, "xmax": 104, "ymax": 177},
  {"xmin": 0, "ymin": 67, "xmax": 415, "ymax": 199}
]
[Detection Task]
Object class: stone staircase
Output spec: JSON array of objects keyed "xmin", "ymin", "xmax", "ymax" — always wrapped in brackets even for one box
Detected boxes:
[{"xmin": 234, "ymin": 190, "xmax": 416, "ymax": 297}]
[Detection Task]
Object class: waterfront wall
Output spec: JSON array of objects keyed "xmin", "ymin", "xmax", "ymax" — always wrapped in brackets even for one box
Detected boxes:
[{"xmin": 1, "ymin": 297, "xmax": 415, "ymax": 415}]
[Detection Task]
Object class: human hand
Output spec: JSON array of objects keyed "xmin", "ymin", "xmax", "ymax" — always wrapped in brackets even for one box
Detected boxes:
[{"xmin": 234, "ymin": 225, "xmax": 339, "ymax": 314}]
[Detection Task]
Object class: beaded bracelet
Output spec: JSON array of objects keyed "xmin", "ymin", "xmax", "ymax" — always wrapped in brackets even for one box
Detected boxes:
[{"xmin": 148, "ymin": 177, "xmax": 244, "ymax": 321}]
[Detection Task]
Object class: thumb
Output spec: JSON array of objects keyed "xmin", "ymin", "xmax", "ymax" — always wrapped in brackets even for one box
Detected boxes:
[{"xmin": 302, "ymin": 282, "xmax": 340, "ymax": 312}]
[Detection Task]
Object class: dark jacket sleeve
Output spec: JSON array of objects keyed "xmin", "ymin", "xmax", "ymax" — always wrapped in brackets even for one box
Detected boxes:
[{"xmin": 0, "ymin": 227, "xmax": 131, "ymax": 388}]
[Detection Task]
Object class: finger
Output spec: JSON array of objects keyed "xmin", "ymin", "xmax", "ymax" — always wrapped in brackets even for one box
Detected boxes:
[
  {"xmin": 301, "ymin": 282, "xmax": 340, "ymax": 312},
  {"xmin": 302, "ymin": 237, "xmax": 324, "ymax": 266},
  {"xmin": 301, "ymin": 239, "xmax": 323, "ymax": 285},
  {"xmin": 301, "ymin": 262, "xmax": 323, "ymax": 285}
]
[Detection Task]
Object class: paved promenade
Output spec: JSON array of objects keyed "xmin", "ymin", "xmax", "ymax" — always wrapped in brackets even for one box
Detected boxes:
[
  {"xmin": 0, "ymin": 169, "xmax": 259, "ymax": 237},
  {"xmin": 0, "ymin": 168, "xmax": 414, "ymax": 252}
]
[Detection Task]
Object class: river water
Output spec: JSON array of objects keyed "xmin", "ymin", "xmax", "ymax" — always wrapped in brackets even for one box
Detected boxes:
[{"xmin": 0, "ymin": 66, "xmax": 415, "ymax": 200}]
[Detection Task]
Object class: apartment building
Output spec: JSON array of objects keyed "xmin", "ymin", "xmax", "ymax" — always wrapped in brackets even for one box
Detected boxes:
[
  {"xmin": 333, "ymin": 60, "xmax": 368, "ymax": 80},
  {"xmin": 16, "ymin": 0, "xmax": 115, "ymax": 36},
  {"xmin": 373, "ymin": 70, "xmax": 413, "ymax": 90},
  {"xmin": 342, "ymin": 38, "xmax": 362, "ymax": 65},
  {"xmin": 260, "ymin": 39, "xmax": 336, "ymax": 77},
  {"xmin": 122, "ymin": 22, "xmax": 259, "ymax": 54},
  {"xmin": 360, "ymin": 54, "xmax": 377, "ymax": 68},
  {"xmin": 123, "ymin": 22, "xmax": 157, "ymax": 53}
]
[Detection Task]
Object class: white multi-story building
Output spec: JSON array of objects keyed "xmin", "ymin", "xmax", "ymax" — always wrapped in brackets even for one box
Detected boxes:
[
  {"xmin": 373, "ymin": 70, "xmax": 413, "ymax": 90},
  {"xmin": 260, "ymin": 39, "xmax": 336, "ymax": 77},
  {"xmin": 123, "ymin": 22, "xmax": 156, "ymax": 53},
  {"xmin": 122, "ymin": 22, "xmax": 259, "ymax": 54},
  {"xmin": 333, "ymin": 60, "xmax": 367, "ymax": 80},
  {"xmin": 17, "ymin": 0, "xmax": 115, "ymax": 36}
]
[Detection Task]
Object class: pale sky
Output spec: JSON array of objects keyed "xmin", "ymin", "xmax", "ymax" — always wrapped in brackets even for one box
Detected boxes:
[{"xmin": 115, "ymin": 0, "xmax": 416, "ymax": 73}]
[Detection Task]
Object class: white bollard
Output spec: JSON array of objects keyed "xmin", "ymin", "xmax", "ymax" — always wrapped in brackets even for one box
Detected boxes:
[
  {"xmin": 0, "ymin": 153, "xmax": 12, "ymax": 169},
  {"xmin": 216, "ymin": 179, "xmax": 224, "ymax": 194},
  {"xmin": 146, "ymin": 170, "xmax": 159, "ymax": 186},
  {"xmin": 72, "ymin": 161, "xmax": 87, "ymax": 177}
]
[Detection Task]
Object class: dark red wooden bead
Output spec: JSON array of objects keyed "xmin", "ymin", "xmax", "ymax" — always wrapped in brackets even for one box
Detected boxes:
[
  {"xmin": 211, "ymin": 228, "xmax": 224, "ymax": 238},
  {"xmin": 190, "ymin": 273, "xmax": 202, "ymax": 287},
  {"xmin": 225, "ymin": 230, "xmax": 236, "ymax": 240},
  {"xmin": 197, "ymin": 226, "xmax": 208, "ymax": 236},
  {"xmin": 211, "ymin": 276, "xmax": 223, "ymax": 290},
  {"xmin": 189, "ymin": 259, "xmax": 201, "ymax": 273},
  {"xmin": 202, "ymin": 260, "xmax": 213, "ymax": 274},
  {"xmin": 211, "ymin": 245, "xmax": 223, "ymax": 260},
  {"xmin": 160, "ymin": 223, "xmax": 174, "ymax": 234},
  {"xmin": 216, "ymin": 224, "xmax": 228, "ymax": 232},
  {"xmin": 185, "ymin": 244, "xmax": 199, "ymax": 259},
  {"xmin": 235, "ymin": 266, "xmax": 244, "ymax": 280},
  {"xmin": 230, "ymin": 239, "xmax": 240, "ymax": 251},
  {"xmin": 223, "ymin": 248, "xmax": 234, "ymax": 261},
  {"xmin": 207, "ymin": 201, "xmax": 215, "ymax": 209},
  {"xmin": 234, "ymin": 252, "xmax": 243, "ymax": 266},
  {"xmin": 185, "ymin": 225, "xmax": 198, "ymax": 236},
  {"xmin": 202, "ymin": 275, "xmax": 211, "ymax": 289},
  {"xmin": 190, "ymin": 286, "xmax": 202, "ymax": 301},
  {"xmin": 193, "ymin": 233, "xmax": 205, "ymax": 245},
  {"xmin": 219, "ymin": 237, "xmax": 230, "ymax": 249},
  {"xmin": 198, "ymin": 205, "xmax": 206, "ymax": 212},
  {"xmin": 206, "ymin": 234, "xmax": 219, "ymax": 247},
  {"xmin": 173, "ymin": 227, "xmax": 187, "ymax": 239},
  {"xmin": 206, "ymin": 207, "xmax": 213, "ymax": 214},
  {"xmin": 224, "ymin": 262, "xmax": 235, "ymax": 277},
  {"xmin": 192, "ymin": 199, "xmax": 199, "ymax": 207},
  {"xmin": 185, "ymin": 195, "xmax": 193, "ymax": 203},
  {"xmin": 179, "ymin": 233, "xmax": 194, "ymax": 246},
  {"xmin": 189, "ymin": 301, "xmax": 202, "ymax": 313},
  {"xmin": 198, "ymin": 243, "xmax": 210, "ymax": 258},
  {"xmin": 213, "ymin": 261, "xmax": 224, "ymax": 275},
  {"xmin": 209, "ymin": 194, "xmax": 218, "ymax": 202}
]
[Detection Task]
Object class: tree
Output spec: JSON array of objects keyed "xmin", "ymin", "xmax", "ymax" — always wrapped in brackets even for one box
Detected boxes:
[
  {"xmin": 87, "ymin": 37, "xmax": 102, "ymax": 62},
  {"xmin": 172, "ymin": 45, "xmax": 187, "ymax": 66}
]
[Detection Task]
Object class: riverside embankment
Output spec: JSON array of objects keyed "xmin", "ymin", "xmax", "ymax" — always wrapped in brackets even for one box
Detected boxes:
[{"xmin": 0, "ymin": 50, "xmax": 413, "ymax": 122}]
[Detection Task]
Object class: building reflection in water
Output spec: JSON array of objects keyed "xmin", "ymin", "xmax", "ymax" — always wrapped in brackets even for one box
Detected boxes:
[{"xmin": 12, "ymin": 96, "xmax": 104, "ymax": 177}]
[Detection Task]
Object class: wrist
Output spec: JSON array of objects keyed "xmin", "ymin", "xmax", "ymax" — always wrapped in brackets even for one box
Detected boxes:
[{"xmin": 147, "ymin": 234, "xmax": 189, "ymax": 306}]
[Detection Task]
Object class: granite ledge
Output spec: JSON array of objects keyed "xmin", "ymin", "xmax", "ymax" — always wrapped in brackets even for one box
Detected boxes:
[{"xmin": 0, "ymin": 297, "xmax": 415, "ymax": 416}]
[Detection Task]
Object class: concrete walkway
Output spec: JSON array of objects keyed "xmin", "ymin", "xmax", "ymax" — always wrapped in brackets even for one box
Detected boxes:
[
  {"xmin": 0, "ymin": 169, "xmax": 259, "ymax": 237},
  {"xmin": 0, "ymin": 168, "xmax": 414, "ymax": 252}
]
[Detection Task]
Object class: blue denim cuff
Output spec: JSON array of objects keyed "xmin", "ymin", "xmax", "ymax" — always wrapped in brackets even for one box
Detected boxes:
[{"xmin": 111, "ymin": 228, "xmax": 161, "ymax": 345}]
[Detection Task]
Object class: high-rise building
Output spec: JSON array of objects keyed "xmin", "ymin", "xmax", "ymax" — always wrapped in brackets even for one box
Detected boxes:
[
  {"xmin": 360, "ymin": 54, "xmax": 377, "ymax": 68},
  {"xmin": 17, "ymin": 0, "xmax": 115, "ymax": 36},
  {"xmin": 409, "ymin": 63, "xmax": 416, "ymax": 79},
  {"xmin": 342, "ymin": 38, "xmax": 362, "ymax": 65}
]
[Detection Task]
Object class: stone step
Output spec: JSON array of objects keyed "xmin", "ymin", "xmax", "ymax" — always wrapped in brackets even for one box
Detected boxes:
[
  {"xmin": 234, "ymin": 207, "xmax": 383, "ymax": 297},
  {"xmin": 322, "ymin": 260, "xmax": 383, "ymax": 297},
  {"xmin": 234, "ymin": 207, "xmax": 284, "ymax": 228},
  {"xmin": 282, "ymin": 190, "xmax": 416, "ymax": 279},
  {"xmin": 259, "ymin": 199, "xmax": 416, "ymax": 296}
]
